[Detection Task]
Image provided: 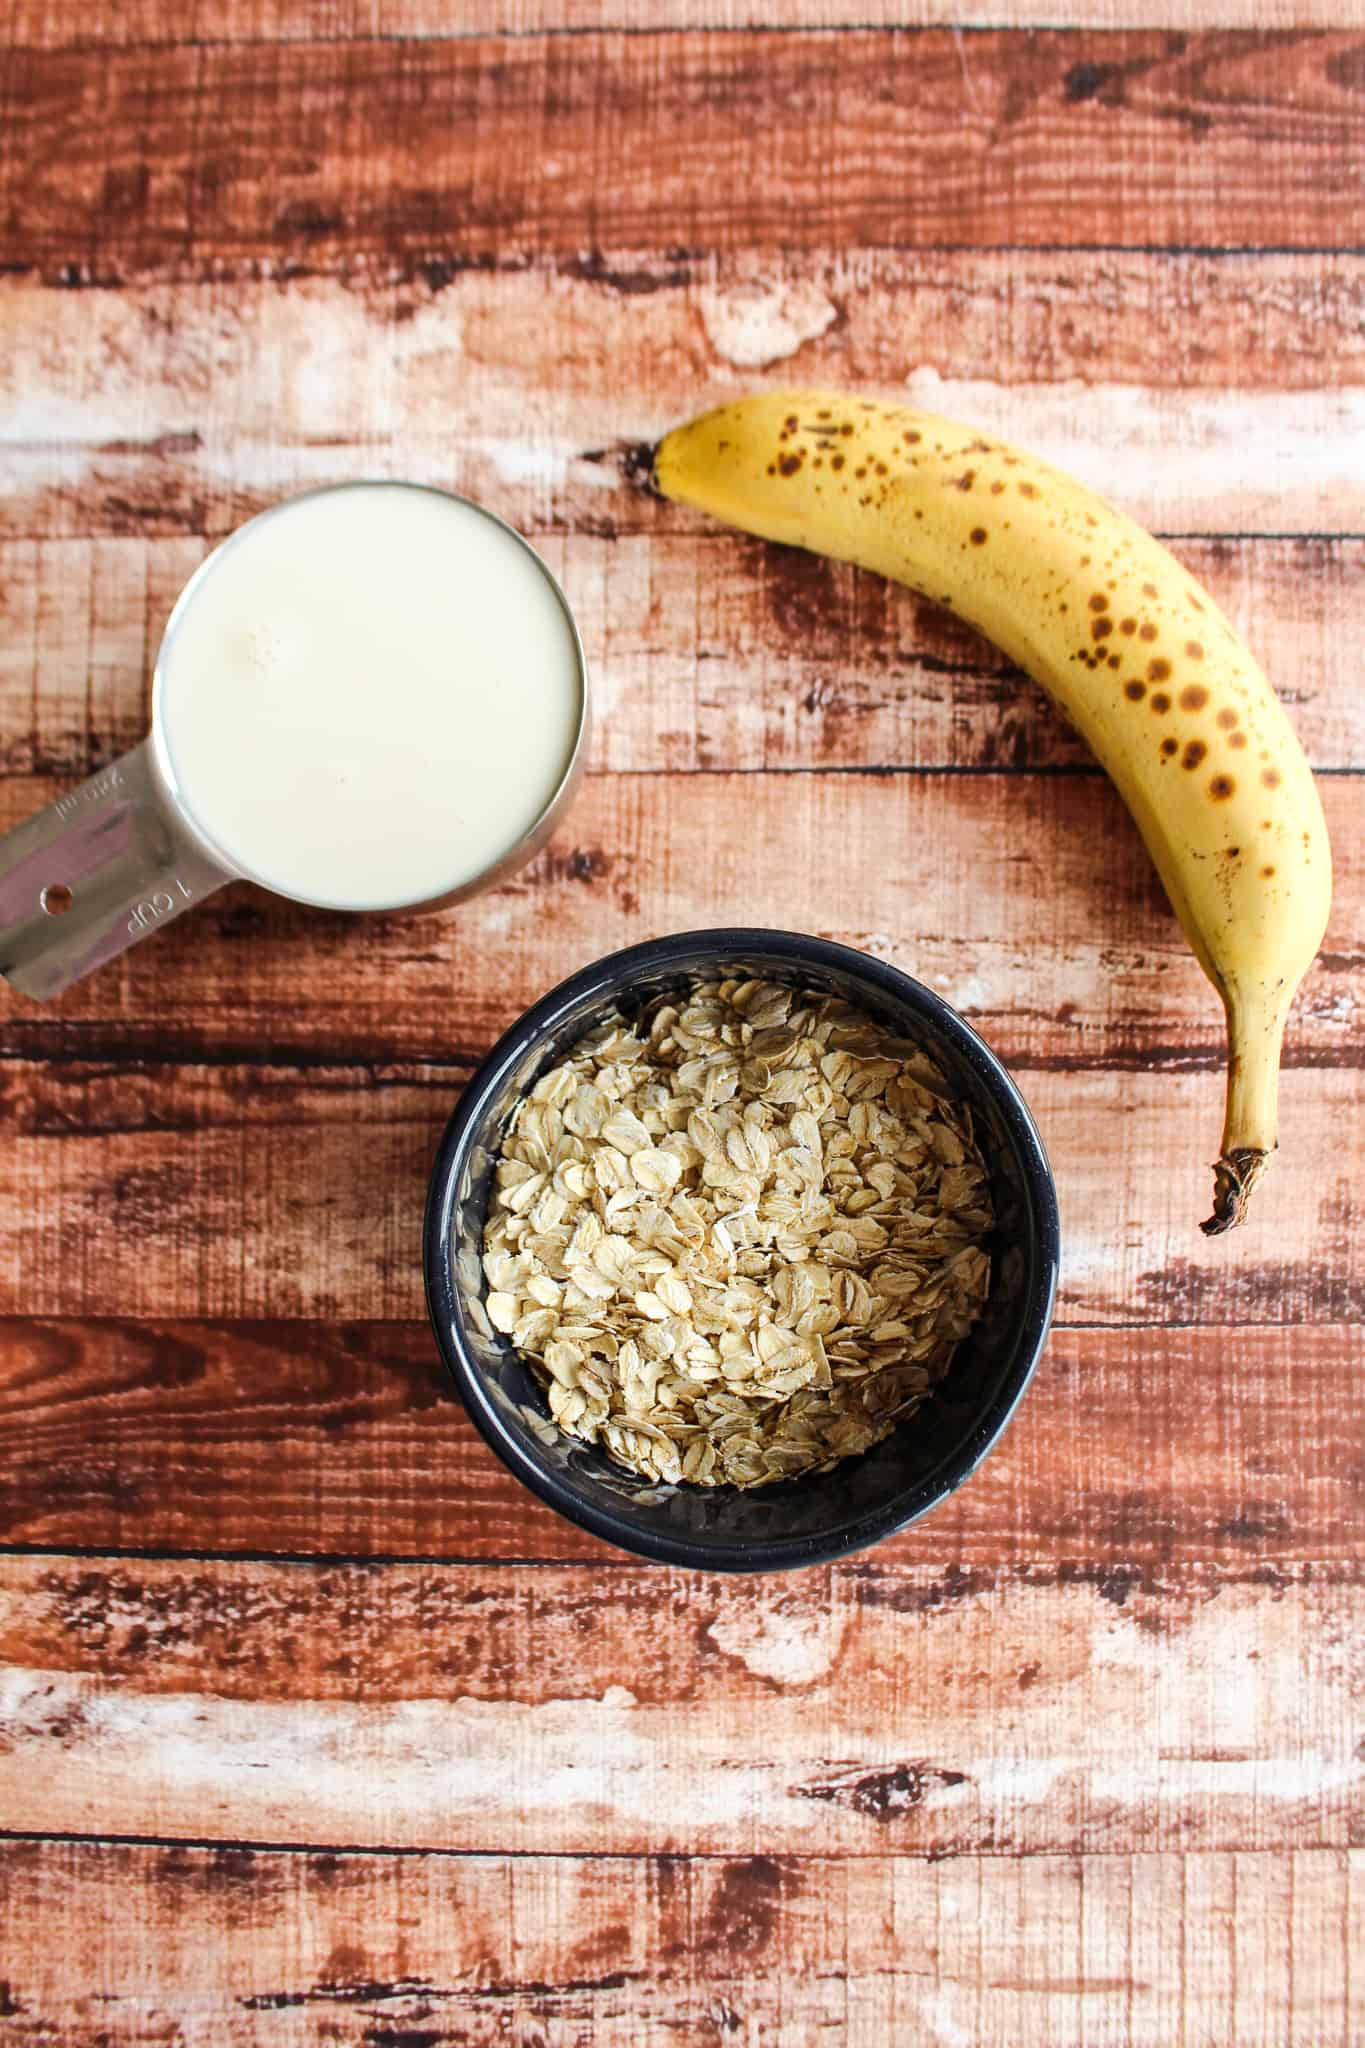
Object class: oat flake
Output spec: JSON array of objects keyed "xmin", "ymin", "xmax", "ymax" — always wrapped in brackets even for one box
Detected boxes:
[{"xmin": 480, "ymin": 977, "xmax": 993, "ymax": 1490}]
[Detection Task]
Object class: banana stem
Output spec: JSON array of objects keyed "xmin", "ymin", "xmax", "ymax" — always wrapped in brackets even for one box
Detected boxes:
[
  {"xmin": 1202, "ymin": 990, "xmax": 1289, "ymax": 1235},
  {"xmin": 1203, "ymin": 1149, "xmax": 1271, "ymax": 1236},
  {"xmin": 624, "ymin": 440, "xmax": 663, "ymax": 495}
]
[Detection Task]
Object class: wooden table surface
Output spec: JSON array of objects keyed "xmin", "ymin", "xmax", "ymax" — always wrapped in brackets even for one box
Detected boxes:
[{"xmin": 1, "ymin": 3, "xmax": 1361, "ymax": 2042}]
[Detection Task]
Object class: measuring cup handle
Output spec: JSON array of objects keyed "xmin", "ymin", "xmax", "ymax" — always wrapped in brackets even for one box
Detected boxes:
[{"xmin": 0, "ymin": 741, "xmax": 232, "ymax": 1001}]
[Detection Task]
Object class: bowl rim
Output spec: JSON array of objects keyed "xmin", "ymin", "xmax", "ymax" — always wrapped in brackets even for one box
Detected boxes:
[{"xmin": 423, "ymin": 927, "xmax": 1060, "ymax": 1571}]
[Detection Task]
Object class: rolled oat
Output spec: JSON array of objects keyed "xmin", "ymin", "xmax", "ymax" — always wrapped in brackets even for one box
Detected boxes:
[{"xmin": 480, "ymin": 976, "xmax": 993, "ymax": 1489}]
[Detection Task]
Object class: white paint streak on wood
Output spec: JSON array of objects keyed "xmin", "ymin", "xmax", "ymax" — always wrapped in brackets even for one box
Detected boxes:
[
  {"xmin": 698, "ymin": 276, "xmax": 839, "ymax": 366},
  {"xmin": 705, "ymin": 1593, "xmax": 850, "ymax": 1684},
  {"xmin": 1, "ymin": 262, "xmax": 1362, "ymax": 537},
  {"xmin": 0, "ymin": 1561, "xmax": 1357, "ymax": 1853},
  {"xmin": 903, "ymin": 366, "xmax": 1365, "ymax": 537}
]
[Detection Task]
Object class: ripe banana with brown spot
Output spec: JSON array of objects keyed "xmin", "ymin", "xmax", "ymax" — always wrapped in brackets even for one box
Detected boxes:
[{"xmin": 648, "ymin": 390, "xmax": 1332, "ymax": 1234}]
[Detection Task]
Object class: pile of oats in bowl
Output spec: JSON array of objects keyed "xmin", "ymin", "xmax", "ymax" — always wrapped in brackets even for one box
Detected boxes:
[{"xmin": 480, "ymin": 976, "xmax": 994, "ymax": 1490}]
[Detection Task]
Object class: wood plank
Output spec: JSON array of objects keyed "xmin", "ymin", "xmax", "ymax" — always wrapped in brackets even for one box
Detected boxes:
[
  {"xmin": 3, "ymin": 261, "xmax": 1364, "ymax": 540},
  {"xmin": 9, "ymin": 0, "xmax": 1361, "ymax": 45},
  {"xmin": 0, "ymin": 1062, "xmax": 1359, "ymax": 1328},
  {"xmin": 0, "ymin": 1840, "xmax": 1356, "ymax": 2048},
  {"xmin": 2, "ymin": 534, "xmax": 1360, "ymax": 787},
  {"xmin": 2, "ymin": 35, "xmax": 1363, "ymax": 278},
  {"xmin": 0, "ymin": 770, "xmax": 1358, "ymax": 1072},
  {"xmin": 0, "ymin": 1320, "xmax": 1358, "ymax": 1565},
  {"xmin": 0, "ymin": 1555, "xmax": 1358, "ymax": 1853}
]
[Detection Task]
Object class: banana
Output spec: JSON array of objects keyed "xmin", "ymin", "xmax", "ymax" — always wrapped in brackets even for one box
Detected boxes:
[{"xmin": 649, "ymin": 391, "xmax": 1331, "ymax": 1233}]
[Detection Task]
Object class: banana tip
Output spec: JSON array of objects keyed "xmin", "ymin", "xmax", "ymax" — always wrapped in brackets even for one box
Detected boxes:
[
  {"xmin": 1201, "ymin": 1147, "xmax": 1272, "ymax": 1236},
  {"xmin": 622, "ymin": 439, "xmax": 661, "ymax": 494},
  {"xmin": 576, "ymin": 440, "xmax": 661, "ymax": 494}
]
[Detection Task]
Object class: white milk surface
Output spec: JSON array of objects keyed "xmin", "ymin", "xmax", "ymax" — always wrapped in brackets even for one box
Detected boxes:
[{"xmin": 155, "ymin": 485, "xmax": 583, "ymax": 908}]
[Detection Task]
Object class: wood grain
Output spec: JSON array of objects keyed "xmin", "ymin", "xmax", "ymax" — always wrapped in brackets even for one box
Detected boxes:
[
  {"xmin": 0, "ymin": 1055, "xmax": 1358, "ymax": 1326},
  {"xmin": 3, "ymin": 535, "xmax": 1363, "ymax": 785},
  {"xmin": 0, "ymin": 1554, "xmax": 1359, "ymax": 1854},
  {"xmin": 0, "ymin": 1320, "xmax": 1358, "ymax": 1565},
  {"xmin": 10, "ymin": 0, "xmax": 1362, "ymax": 44},
  {"xmin": 4, "ymin": 262, "xmax": 1363, "ymax": 542},
  {"xmin": 0, "ymin": 0, "xmax": 1360, "ymax": 2032},
  {"xmin": 3, "ymin": 34, "xmax": 1364, "ymax": 280},
  {"xmin": 1, "ymin": 1839, "xmax": 1357, "ymax": 2048},
  {"xmin": 0, "ymin": 770, "xmax": 1358, "ymax": 1072}
]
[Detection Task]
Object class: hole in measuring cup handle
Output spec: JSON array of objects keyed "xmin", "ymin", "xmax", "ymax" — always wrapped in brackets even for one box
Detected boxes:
[{"xmin": 41, "ymin": 884, "xmax": 74, "ymax": 916}]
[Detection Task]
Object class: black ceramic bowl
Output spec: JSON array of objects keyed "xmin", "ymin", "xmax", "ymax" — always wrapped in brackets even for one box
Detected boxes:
[{"xmin": 424, "ymin": 930, "xmax": 1059, "ymax": 1572}]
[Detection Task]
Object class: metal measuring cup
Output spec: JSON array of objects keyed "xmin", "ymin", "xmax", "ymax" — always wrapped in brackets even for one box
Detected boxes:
[{"xmin": 0, "ymin": 485, "xmax": 590, "ymax": 1001}]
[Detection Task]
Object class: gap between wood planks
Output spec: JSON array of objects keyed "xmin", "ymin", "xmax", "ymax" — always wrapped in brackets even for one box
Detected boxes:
[
  {"xmin": 0, "ymin": 1030, "xmax": 1358, "ymax": 1069},
  {"xmin": 8, "ymin": 16, "xmax": 1365, "ymax": 52},
  {"xmin": 0, "ymin": 1538, "xmax": 1347, "ymax": 1567},
  {"xmin": 7, "ymin": 0, "xmax": 1365, "ymax": 45},
  {"xmin": 9, "ymin": 244, "xmax": 1365, "ymax": 271},
  {"xmin": 0, "ymin": 1827, "xmax": 1353, "ymax": 1864}
]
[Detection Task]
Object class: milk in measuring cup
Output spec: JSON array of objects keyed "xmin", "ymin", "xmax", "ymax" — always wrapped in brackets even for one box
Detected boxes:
[{"xmin": 154, "ymin": 484, "xmax": 583, "ymax": 910}]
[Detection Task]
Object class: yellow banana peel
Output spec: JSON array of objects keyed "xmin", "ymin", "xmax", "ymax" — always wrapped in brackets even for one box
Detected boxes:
[{"xmin": 648, "ymin": 391, "xmax": 1332, "ymax": 1234}]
